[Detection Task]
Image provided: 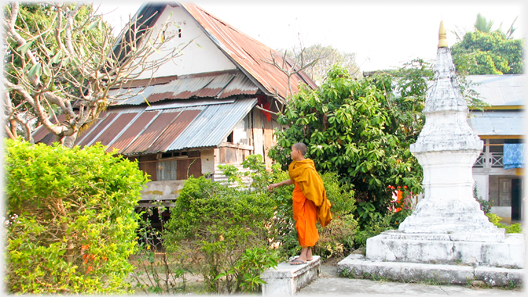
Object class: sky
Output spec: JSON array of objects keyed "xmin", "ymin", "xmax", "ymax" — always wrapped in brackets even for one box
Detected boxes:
[{"xmin": 97, "ymin": 0, "xmax": 527, "ymax": 72}]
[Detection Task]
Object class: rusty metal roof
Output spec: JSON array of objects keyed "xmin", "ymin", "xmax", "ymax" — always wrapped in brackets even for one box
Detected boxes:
[
  {"xmin": 181, "ymin": 3, "xmax": 317, "ymax": 99},
  {"xmin": 39, "ymin": 98, "xmax": 257, "ymax": 154},
  {"xmin": 32, "ymin": 114, "xmax": 66, "ymax": 144},
  {"xmin": 109, "ymin": 70, "xmax": 259, "ymax": 105},
  {"xmin": 168, "ymin": 97, "xmax": 256, "ymax": 150}
]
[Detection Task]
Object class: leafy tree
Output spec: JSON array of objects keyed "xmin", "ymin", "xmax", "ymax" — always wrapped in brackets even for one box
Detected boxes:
[
  {"xmin": 268, "ymin": 64, "xmax": 425, "ymax": 219},
  {"xmin": 278, "ymin": 44, "xmax": 362, "ymax": 85},
  {"xmin": 5, "ymin": 139, "xmax": 149, "ymax": 293},
  {"xmin": 451, "ymin": 14, "xmax": 524, "ymax": 75},
  {"xmin": 474, "ymin": 13, "xmax": 494, "ymax": 33},
  {"xmin": 3, "ymin": 2, "xmax": 190, "ymax": 147}
]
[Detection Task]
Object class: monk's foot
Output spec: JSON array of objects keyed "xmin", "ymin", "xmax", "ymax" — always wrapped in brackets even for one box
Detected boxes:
[{"xmin": 290, "ymin": 259, "xmax": 307, "ymax": 265}]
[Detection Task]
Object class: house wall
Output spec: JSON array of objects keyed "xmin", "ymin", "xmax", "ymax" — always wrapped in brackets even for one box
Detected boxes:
[
  {"xmin": 472, "ymin": 138, "xmax": 524, "ymax": 222},
  {"xmin": 133, "ymin": 5, "xmax": 237, "ymax": 79},
  {"xmin": 132, "ymin": 151, "xmax": 203, "ymax": 205},
  {"xmin": 251, "ymin": 108, "xmax": 277, "ymax": 168},
  {"xmin": 201, "ymin": 149, "xmax": 215, "ymax": 177}
]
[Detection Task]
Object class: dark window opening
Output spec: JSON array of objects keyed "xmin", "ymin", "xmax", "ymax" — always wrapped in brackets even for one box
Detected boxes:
[
  {"xmin": 178, "ymin": 28, "xmax": 181, "ymax": 38},
  {"xmin": 227, "ymin": 131, "xmax": 234, "ymax": 143}
]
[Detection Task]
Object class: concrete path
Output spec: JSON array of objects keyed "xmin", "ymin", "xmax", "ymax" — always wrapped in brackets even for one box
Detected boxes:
[{"xmin": 297, "ymin": 261, "xmax": 524, "ymax": 296}]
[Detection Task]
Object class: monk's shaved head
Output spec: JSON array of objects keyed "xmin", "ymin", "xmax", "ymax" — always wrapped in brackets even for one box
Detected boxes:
[{"xmin": 293, "ymin": 142, "xmax": 307, "ymax": 156}]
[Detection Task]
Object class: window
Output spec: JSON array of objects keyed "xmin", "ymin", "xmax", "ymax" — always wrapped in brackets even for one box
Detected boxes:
[{"xmin": 157, "ymin": 159, "xmax": 177, "ymax": 181}]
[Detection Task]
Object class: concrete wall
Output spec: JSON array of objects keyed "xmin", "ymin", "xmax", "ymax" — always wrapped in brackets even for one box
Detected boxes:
[{"xmin": 139, "ymin": 180, "xmax": 185, "ymax": 207}]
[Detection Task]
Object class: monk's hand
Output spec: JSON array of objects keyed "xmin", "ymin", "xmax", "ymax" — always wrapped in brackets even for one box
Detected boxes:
[{"xmin": 267, "ymin": 184, "xmax": 275, "ymax": 192}]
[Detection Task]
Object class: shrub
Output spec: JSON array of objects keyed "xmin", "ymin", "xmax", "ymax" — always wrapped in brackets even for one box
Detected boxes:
[
  {"xmin": 486, "ymin": 213, "xmax": 523, "ymax": 233},
  {"xmin": 353, "ymin": 214, "xmax": 394, "ymax": 247},
  {"xmin": 313, "ymin": 214, "xmax": 358, "ymax": 259},
  {"xmin": 4, "ymin": 139, "xmax": 148, "ymax": 294},
  {"xmin": 163, "ymin": 176, "xmax": 278, "ymax": 294}
]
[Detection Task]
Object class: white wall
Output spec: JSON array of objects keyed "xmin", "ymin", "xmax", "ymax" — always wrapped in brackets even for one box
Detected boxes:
[
  {"xmin": 201, "ymin": 149, "xmax": 215, "ymax": 177},
  {"xmin": 233, "ymin": 116, "xmax": 248, "ymax": 145},
  {"xmin": 133, "ymin": 5, "xmax": 236, "ymax": 79},
  {"xmin": 473, "ymin": 175, "xmax": 489, "ymax": 201}
]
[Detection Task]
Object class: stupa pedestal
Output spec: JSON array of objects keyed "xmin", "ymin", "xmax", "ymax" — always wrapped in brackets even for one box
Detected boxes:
[{"xmin": 338, "ymin": 22, "xmax": 524, "ymax": 286}]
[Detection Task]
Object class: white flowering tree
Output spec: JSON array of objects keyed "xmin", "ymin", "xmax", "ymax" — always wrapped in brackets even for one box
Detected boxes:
[{"xmin": 3, "ymin": 3, "xmax": 190, "ymax": 147}]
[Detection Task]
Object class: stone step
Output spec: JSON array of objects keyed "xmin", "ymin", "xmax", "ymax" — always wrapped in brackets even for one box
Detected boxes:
[
  {"xmin": 261, "ymin": 256, "xmax": 321, "ymax": 296},
  {"xmin": 338, "ymin": 254, "xmax": 524, "ymax": 287}
]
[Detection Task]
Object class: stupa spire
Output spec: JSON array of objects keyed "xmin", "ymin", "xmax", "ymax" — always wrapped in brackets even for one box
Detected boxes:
[{"xmin": 438, "ymin": 21, "xmax": 448, "ymax": 48}]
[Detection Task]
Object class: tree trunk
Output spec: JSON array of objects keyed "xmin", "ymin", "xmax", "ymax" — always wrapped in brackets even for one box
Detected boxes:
[{"xmin": 62, "ymin": 133, "xmax": 78, "ymax": 149}]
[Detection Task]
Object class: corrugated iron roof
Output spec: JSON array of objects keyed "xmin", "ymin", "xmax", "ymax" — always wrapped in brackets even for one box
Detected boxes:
[
  {"xmin": 33, "ymin": 114, "xmax": 66, "ymax": 143},
  {"xmin": 469, "ymin": 110, "xmax": 524, "ymax": 136},
  {"xmin": 168, "ymin": 97, "xmax": 256, "ymax": 150},
  {"xmin": 219, "ymin": 75, "xmax": 259, "ymax": 98},
  {"xmin": 107, "ymin": 111, "xmax": 159, "ymax": 152},
  {"xmin": 36, "ymin": 98, "xmax": 257, "ymax": 154},
  {"xmin": 122, "ymin": 110, "xmax": 183, "ymax": 154},
  {"xmin": 76, "ymin": 113, "xmax": 119, "ymax": 147},
  {"xmin": 146, "ymin": 109, "xmax": 202, "ymax": 153},
  {"xmin": 110, "ymin": 71, "xmax": 259, "ymax": 105},
  {"xmin": 181, "ymin": 3, "xmax": 317, "ymax": 99},
  {"xmin": 467, "ymin": 75, "xmax": 526, "ymax": 106}
]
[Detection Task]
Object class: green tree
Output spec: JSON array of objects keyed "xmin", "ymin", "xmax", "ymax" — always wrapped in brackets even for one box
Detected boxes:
[
  {"xmin": 268, "ymin": 64, "xmax": 424, "ymax": 219},
  {"xmin": 474, "ymin": 13, "xmax": 494, "ymax": 33},
  {"xmin": 5, "ymin": 139, "xmax": 149, "ymax": 293},
  {"xmin": 451, "ymin": 14, "xmax": 524, "ymax": 75},
  {"xmin": 3, "ymin": 3, "xmax": 190, "ymax": 147}
]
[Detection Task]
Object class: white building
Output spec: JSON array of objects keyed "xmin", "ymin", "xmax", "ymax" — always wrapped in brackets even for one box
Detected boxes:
[{"xmin": 469, "ymin": 74, "xmax": 524, "ymax": 223}]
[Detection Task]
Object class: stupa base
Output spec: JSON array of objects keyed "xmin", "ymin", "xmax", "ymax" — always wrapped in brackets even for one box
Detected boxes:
[
  {"xmin": 337, "ymin": 253, "xmax": 523, "ymax": 287},
  {"xmin": 365, "ymin": 230, "xmax": 524, "ymax": 268}
]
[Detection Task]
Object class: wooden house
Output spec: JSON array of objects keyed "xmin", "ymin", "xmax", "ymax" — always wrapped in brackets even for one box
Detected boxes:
[{"xmin": 33, "ymin": 2, "xmax": 316, "ymax": 207}]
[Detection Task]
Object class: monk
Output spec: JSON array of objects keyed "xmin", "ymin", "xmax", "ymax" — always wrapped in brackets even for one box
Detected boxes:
[{"xmin": 268, "ymin": 142, "xmax": 332, "ymax": 265}]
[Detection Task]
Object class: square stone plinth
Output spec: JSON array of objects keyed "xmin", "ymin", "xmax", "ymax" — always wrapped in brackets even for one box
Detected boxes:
[
  {"xmin": 366, "ymin": 231, "xmax": 524, "ymax": 268},
  {"xmin": 261, "ymin": 256, "xmax": 321, "ymax": 296},
  {"xmin": 337, "ymin": 254, "xmax": 524, "ymax": 287}
]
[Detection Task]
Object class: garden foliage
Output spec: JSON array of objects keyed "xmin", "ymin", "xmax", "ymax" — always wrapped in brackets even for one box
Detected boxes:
[
  {"xmin": 269, "ymin": 64, "xmax": 424, "ymax": 226},
  {"xmin": 5, "ymin": 139, "xmax": 148, "ymax": 294},
  {"xmin": 486, "ymin": 213, "xmax": 523, "ymax": 234},
  {"xmin": 162, "ymin": 171, "xmax": 279, "ymax": 294},
  {"xmin": 452, "ymin": 30, "xmax": 524, "ymax": 75},
  {"xmin": 131, "ymin": 202, "xmax": 188, "ymax": 294}
]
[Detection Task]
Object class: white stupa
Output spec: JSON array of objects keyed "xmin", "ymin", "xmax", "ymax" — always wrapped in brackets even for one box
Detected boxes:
[{"xmin": 338, "ymin": 21, "xmax": 524, "ymax": 286}]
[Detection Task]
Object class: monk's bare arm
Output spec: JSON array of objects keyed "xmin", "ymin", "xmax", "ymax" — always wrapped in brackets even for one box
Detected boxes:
[{"xmin": 268, "ymin": 179, "xmax": 293, "ymax": 192}]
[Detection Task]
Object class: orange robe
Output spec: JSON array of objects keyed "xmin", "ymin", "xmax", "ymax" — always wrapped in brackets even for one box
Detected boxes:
[
  {"xmin": 289, "ymin": 159, "xmax": 332, "ymax": 247},
  {"xmin": 292, "ymin": 182, "xmax": 319, "ymax": 247}
]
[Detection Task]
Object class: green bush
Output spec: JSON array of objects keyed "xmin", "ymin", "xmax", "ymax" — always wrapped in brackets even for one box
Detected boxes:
[
  {"xmin": 353, "ymin": 214, "xmax": 395, "ymax": 247},
  {"xmin": 163, "ymin": 176, "xmax": 278, "ymax": 294},
  {"xmin": 5, "ymin": 139, "xmax": 148, "ymax": 294},
  {"xmin": 486, "ymin": 213, "xmax": 523, "ymax": 233}
]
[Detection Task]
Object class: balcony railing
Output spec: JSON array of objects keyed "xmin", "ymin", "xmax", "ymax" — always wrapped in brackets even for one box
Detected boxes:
[{"xmin": 473, "ymin": 153, "xmax": 503, "ymax": 169}]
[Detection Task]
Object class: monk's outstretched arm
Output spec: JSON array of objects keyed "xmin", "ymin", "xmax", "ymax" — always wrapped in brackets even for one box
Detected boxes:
[{"xmin": 268, "ymin": 179, "xmax": 293, "ymax": 192}]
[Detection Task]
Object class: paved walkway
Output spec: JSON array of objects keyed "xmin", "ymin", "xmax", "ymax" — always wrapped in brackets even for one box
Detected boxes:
[{"xmin": 297, "ymin": 261, "xmax": 524, "ymax": 296}]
